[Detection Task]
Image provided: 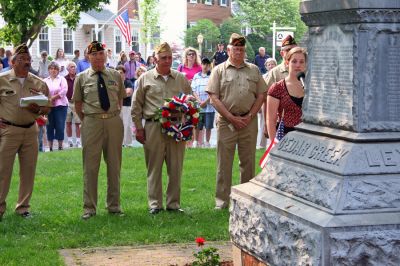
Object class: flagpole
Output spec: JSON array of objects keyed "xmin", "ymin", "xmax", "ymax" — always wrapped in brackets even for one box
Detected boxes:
[{"xmin": 96, "ymin": 0, "xmax": 135, "ymax": 44}]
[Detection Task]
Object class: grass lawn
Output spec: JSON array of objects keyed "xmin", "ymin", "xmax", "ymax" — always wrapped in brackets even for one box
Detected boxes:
[{"xmin": 0, "ymin": 147, "xmax": 264, "ymax": 265}]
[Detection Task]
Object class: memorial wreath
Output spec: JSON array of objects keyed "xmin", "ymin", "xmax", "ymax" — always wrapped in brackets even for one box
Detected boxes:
[{"xmin": 158, "ymin": 93, "xmax": 200, "ymax": 142}]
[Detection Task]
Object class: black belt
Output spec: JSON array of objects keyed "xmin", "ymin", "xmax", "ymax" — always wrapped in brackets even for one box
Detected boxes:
[
  {"xmin": 232, "ymin": 112, "xmax": 249, "ymax": 117},
  {"xmin": 145, "ymin": 117, "xmax": 179, "ymax": 122},
  {"xmin": 2, "ymin": 120, "xmax": 35, "ymax": 128}
]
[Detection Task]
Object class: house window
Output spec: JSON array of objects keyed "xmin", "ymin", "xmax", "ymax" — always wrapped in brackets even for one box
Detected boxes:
[
  {"xmin": 38, "ymin": 27, "xmax": 50, "ymax": 54},
  {"xmin": 131, "ymin": 29, "xmax": 139, "ymax": 52},
  {"xmin": 63, "ymin": 28, "xmax": 74, "ymax": 55},
  {"xmin": 115, "ymin": 29, "xmax": 122, "ymax": 54},
  {"xmin": 189, "ymin": 0, "xmax": 197, "ymax": 3},
  {"xmin": 220, "ymin": 0, "xmax": 227, "ymax": 6},
  {"xmin": 204, "ymin": 0, "xmax": 212, "ymax": 5},
  {"xmin": 92, "ymin": 29, "xmax": 103, "ymax": 43}
]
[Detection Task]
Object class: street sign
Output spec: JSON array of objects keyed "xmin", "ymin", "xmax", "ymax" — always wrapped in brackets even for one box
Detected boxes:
[
  {"xmin": 276, "ymin": 31, "xmax": 294, "ymax": 47},
  {"xmin": 270, "ymin": 21, "xmax": 296, "ymax": 59}
]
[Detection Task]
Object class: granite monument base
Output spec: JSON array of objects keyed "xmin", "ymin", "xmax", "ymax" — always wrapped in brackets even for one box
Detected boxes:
[{"xmin": 229, "ymin": 129, "xmax": 400, "ymax": 265}]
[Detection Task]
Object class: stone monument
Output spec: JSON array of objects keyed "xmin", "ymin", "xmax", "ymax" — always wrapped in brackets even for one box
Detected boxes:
[{"xmin": 230, "ymin": 1, "xmax": 400, "ymax": 265}]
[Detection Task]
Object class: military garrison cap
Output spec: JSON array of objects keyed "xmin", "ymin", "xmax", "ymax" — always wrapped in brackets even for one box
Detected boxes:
[
  {"xmin": 154, "ymin": 42, "xmax": 172, "ymax": 54},
  {"xmin": 87, "ymin": 41, "xmax": 105, "ymax": 54},
  {"xmin": 14, "ymin": 43, "xmax": 30, "ymax": 55},
  {"xmin": 229, "ymin": 33, "xmax": 246, "ymax": 46},
  {"xmin": 281, "ymin": 35, "xmax": 297, "ymax": 47}
]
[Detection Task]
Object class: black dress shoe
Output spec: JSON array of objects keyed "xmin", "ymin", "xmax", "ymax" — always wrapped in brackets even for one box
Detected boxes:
[
  {"xmin": 19, "ymin": 211, "xmax": 32, "ymax": 218},
  {"xmin": 109, "ymin": 211, "xmax": 125, "ymax": 217},
  {"xmin": 166, "ymin": 208, "xmax": 184, "ymax": 213},
  {"xmin": 149, "ymin": 208, "xmax": 162, "ymax": 215},
  {"xmin": 81, "ymin": 212, "xmax": 96, "ymax": 220}
]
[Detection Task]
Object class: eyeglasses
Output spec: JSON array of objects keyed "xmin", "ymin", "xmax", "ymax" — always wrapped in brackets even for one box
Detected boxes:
[{"xmin": 187, "ymin": 53, "xmax": 195, "ymax": 57}]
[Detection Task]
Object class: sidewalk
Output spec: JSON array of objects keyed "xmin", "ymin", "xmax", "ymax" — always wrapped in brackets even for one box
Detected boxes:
[{"xmin": 60, "ymin": 242, "xmax": 233, "ymax": 266}]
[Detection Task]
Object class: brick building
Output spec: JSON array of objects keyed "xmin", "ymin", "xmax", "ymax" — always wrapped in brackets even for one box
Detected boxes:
[{"xmin": 187, "ymin": 0, "xmax": 232, "ymax": 26}]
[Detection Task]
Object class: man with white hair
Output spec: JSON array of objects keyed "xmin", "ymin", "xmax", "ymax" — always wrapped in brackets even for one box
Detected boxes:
[{"xmin": 254, "ymin": 47, "xmax": 269, "ymax": 74}]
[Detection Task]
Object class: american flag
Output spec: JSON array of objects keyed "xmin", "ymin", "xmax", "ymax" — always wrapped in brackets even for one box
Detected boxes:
[
  {"xmin": 114, "ymin": 9, "xmax": 132, "ymax": 46},
  {"xmin": 259, "ymin": 119, "xmax": 285, "ymax": 168}
]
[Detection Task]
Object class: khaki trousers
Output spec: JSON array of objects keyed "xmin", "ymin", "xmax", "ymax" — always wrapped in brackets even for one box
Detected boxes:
[
  {"xmin": 81, "ymin": 115, "xmax": 123, "ymax": 214},
  {"xmin": 0, "ymin": 124, "xmax": 38, "ymax": 215},
  {"xmin": 215, "ymin": 117, "xmax": 258, "ymax": 208},
  {"xmin": 144, "ymin": 121, "xmax": 186, "ymax": 209}
]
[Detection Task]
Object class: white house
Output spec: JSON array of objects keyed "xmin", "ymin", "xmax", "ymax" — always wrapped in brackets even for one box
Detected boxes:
[{"xmin": 28, "ymin": 8, "xmax": 142, "ymax": 69}]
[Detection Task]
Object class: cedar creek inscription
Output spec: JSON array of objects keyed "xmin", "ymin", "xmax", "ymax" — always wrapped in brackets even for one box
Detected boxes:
[{"xmin": 305, "ymin": 25, "xmax": 353, "ymax": 126}]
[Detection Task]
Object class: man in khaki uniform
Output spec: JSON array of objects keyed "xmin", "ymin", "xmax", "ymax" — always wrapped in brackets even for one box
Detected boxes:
[
  {"xmin": 0, "ymin": 44, "xmax": 50, "ymax": 221},
  {"xmin": 206, "ymin": 33, "xmax": 266, "ymax": 209},
  {"xmin": 73, "ymin": 41, "xmax": 126, "ymax": 220},
  {"xmin": 132, "ymin": 42, "xmax": 191, "ymax": 214},
  {"xmin": 263, "ymin": 35, "xmax": 297, "ymax": 136}
]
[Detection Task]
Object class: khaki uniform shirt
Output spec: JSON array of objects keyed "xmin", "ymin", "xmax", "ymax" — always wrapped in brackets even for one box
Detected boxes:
[
  {"xmin": 132, "ymin": 68, "xmax": 191, "ymax": 130},
  {"xmin": 206, "ymin": 59, "xmax": 266, "ymax": 116},
  {"xmin": 264, "ymin": 62, "xmax": 288, "ymax": 92},
  {"xmin": 72, "ymin": 67, "xmax": 125, "ymax": 115},
  {"xmin": 0, "ymin": 69, "xmax": 49, "ymax": 124}
]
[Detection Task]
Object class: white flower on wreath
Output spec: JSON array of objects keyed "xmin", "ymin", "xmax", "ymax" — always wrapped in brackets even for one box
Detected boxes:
[{"xmin": 193, "ymin": 112, "xmax": 200, "ymax": 118}]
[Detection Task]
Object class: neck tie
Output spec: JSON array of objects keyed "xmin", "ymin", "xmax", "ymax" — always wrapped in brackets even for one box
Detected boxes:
[{"xmin": 97, "ymin": 72, "xmax": 110, "ymax": 111}]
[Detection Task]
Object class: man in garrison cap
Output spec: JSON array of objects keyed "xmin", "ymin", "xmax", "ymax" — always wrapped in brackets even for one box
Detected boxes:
[
  {"xmin": 132, "ymin": 42, "xmax": 191, "ymax": 215},
  {"xmin": 73, "ymin": 41, "xmax": 126, "ymax": 220},
  {"xmin": 206, "ymin": 33, "xmax": 267, "ymax": 210},
  {"xmin": 0, "ymin": 43, "xmax": 50, "ymax": 221},
  {"xmin": 262, "ymin": 34, "xmax": 298, "ymax": 137}
]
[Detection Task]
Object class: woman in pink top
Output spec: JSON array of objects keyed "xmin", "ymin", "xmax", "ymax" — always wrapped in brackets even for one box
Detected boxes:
[
  {"xmin": 44, "ymin": 61, "xmax": 69, "ymax": 151},
  {"xmin": 178, "ymin": 47, "xmax": 202, "ymax": 82}
]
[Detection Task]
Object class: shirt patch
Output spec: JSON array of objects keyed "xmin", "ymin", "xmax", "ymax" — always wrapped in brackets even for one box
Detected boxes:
[
  {"xmin": 0, "ymin": 88, "xmax": 16, "ymax": 96},
  {"xmin": 107, "ymin": 80, "xmax": 117, "ymax": 86}
]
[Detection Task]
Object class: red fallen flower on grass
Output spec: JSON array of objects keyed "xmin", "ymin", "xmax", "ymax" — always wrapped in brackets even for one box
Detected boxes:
[
  {"xmin": 161, "ymin": 110, "xmax": 170, "ymax": 117},
  {"xmin": 169, "ymin": 102, "xmax": 176, "ymax": 110},
  {"xmin": 195, "ymin": 237, "xmax": 205, "ymax": 247}
]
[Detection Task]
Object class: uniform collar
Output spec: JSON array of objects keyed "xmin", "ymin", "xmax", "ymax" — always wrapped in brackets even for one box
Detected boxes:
[
  {"xmin": 7, "ymin": 69, "xmax": 31, "ymax": 81},
  {"xmin": 225, "ymin": 58, "xmax": 248, "ymax": 69},
  {"xmin": 89, "ymin": 67, "xmax": 108, "ymax": 77},
  {"xmin": 278, "ymin": 62, "xmax": 288, "ymax": 73},
  {"xmin": 152, "ymin": 68, "xmax": 177, "ymax": 79}
]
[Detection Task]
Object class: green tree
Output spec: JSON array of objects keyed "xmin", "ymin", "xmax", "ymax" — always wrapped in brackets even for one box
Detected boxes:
[
  {"xmin": 235, "ymin": 0, "xmax": 307, "ymax": 42},
  {"xmin": 219, "ymin": 17, "xmax": 242, "ymax": 44},
  {"xmin": 185, "ymin": 19, "xmax": 220, "ymax": 58},
  {"xmin": 139, "ymin": 0, "xmax": 160, "ymax": 56},
  {"xmin": 0, "ymin": 0, "xmax": 110, "ymax": 47}
]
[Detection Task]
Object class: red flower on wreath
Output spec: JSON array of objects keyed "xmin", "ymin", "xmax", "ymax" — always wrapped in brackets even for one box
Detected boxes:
[
  {"xmin": 195, "ymin": 237, "xmax": 205, "ymax": 247},
  {"xmin": 189, "ymin": 107, "xmax": 197, "ymax": 115},
  {"xmin": 169, "ymin": 102, "xmax": 176, "ymax": 110},
  {"xmin": 162, "ymin": 121, "xmax": 171, "ymax": 128},
  {"xmin": 182, "ymin": 130, "xmax": 190, "ymax": 137},
  {"xmin": 192, "ymin": 117, "xmax": 199, "ymax": 125},
  {"xmin": 161, "ymin": 110, "xmax": 170, "ymax": 118}
]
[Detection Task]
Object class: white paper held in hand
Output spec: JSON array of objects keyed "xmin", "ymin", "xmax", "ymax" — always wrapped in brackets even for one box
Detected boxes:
[{"xmin": 19, "ymin": 94, "xmax": 49, "ymax": 107}]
